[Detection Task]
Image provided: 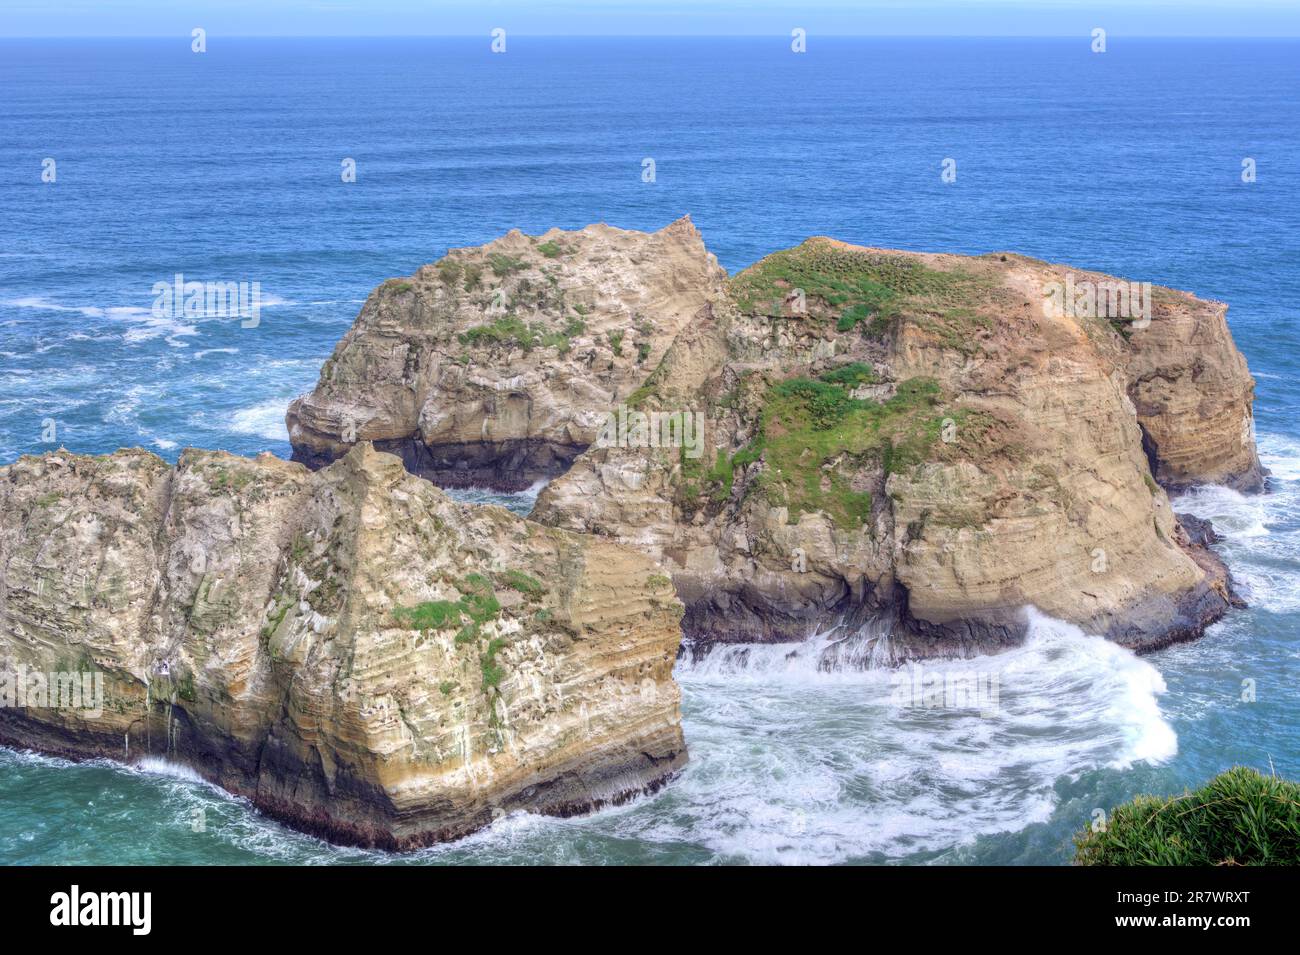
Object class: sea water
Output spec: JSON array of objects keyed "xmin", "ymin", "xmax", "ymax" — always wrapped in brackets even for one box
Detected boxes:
[{"xmin": 1, "ymin": 37, "xmax": 1298, "ymax": 865}]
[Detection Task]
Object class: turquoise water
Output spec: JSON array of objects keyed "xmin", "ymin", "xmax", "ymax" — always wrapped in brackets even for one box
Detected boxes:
[{"xmin": 1, "ymin": 37, "xmax": 1298, "ymax": 865}]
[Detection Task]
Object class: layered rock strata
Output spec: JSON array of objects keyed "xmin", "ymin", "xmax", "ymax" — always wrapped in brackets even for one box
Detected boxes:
[
  {"xmin": 290, "ymin": 221, "xmax": 1262, "ymax": 660},
  {"xmin": 287, "ymin": 217, "xmax": 725, "ymax": 490},
  {"xmin": 0, "ymin": 444, "xmax": 685, "ymax": 848}
]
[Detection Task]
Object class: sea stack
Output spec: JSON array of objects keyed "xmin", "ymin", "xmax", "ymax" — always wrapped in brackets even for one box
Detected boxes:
[
  {"xmin": 0, "ymin": 218, "xmax": 1263, "ymax": 847},
  {"xmin": 290, "ymin": 219, "xmax": 1261, "ymax": 659},
  {"xmin": 0, "ymin": 443, "xmax": 686, "ymax": 848}
]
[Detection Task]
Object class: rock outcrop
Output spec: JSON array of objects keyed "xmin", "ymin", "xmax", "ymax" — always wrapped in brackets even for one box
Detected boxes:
[
  {"xmin": 290, "ymin": 223, "xmax": 1261, "ymax": 661},
  {"xmin": 0, "ymin": 444, "xmax": 685, "ymax": 848},
  {"xmin": 1117, "ymin": 284, "xmax": 1264, "ymax": 492},
  {"xmin": 287, "ymin": 217, "xmax": 725, "ymax": 490},
  {"xmin": 0, "ymin": 218, "xmax": 1264, "ymax": 848}
]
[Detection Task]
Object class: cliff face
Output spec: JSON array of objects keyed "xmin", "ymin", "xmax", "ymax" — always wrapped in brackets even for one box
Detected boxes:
[
  {"xmin": 1119, "ymin": 286, "xmax": 1263, "ymax": 492},
  {"xmin": 287, "ymin": 217, "xmax": 725, "ymax": 490},
  {"xmin": 288, "ymin": 224, "xmax": 1260, "ymax": 661},
  {"xmin": 0, "ymin": 219, "xmax": 1263, "ymax": 849},
  {"xmin": 0, "ymin": 444, "xmax": 685, "ymax": 848}
]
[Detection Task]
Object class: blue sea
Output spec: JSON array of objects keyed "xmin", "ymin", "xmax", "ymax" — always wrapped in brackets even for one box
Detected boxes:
[{"xmin": 1, "ymin": 37, "xmax": 1299, "ymax": 865}]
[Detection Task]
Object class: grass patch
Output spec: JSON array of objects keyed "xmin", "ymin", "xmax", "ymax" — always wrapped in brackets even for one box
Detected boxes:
[
  {"xmin": 459, "ymin": 315, "xmax": 538, "ymax": 351},
  {"xmin": 487, "ymin": 253, "xmax": 526, "ymax": 277},
  {"xmin": 728, "ymin": 242, "xmax": 978, "ymax": 336},
  {"xmin": 392, "ymin": 574, "xmax": 501, "ymax": 633},
  {"xmin": 206, "ymin": 465, "xmax": 254, "ymax": 492},
  {"xmin": 436, "ymin": 259, "xmax": 462, "ymax": 286},
  {"xmin": 819, "ymin": 362, "xmax": 878, "ymax": 387},
  {"xmin": 1074, "ymin": 767, "xmax": 1300, "ymax": 866},
  {"xmin": 910, "ymin": 306, "xmax": 995, "ymax": 356},
  {"xmin": 685, "ymin": 374, "xmax": 945, "ymax": 527},
  {"xmin": 460, "ymin": 313, "xmax": 585, "ymax": 354},
  {"xmin": 392, "ymin": 600, "xmax": 463, "ymax": 631},
  {"xmin": 537, "ymin": 241, "xmax": 563, "ymax": 258},
  {"xmin": 458, "ymin": 573, "xmax": 500, "ymax": 623},
  {"xmin": 502, "ymin": 569, "xmax": 545, "ymax": 596},
  {"xmin": 480, "ymin": 637, "xmax": 508, "ymax": 691},
  {"xmin": 538, "ymin": 330, "xmax": 572, "ymax": 354}
]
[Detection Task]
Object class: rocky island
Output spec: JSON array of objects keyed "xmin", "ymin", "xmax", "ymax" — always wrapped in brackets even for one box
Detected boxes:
[
  {"xmin": 0, "ymin": 443, "xmax": 685, "ymax": 848},
  {"xmin": 289, "ymin": 217, "xmax": 1261, "ymax": 660},
  {"xmin": 0, "ymin": 217, "xmax": 1263, "ymax": 846}
]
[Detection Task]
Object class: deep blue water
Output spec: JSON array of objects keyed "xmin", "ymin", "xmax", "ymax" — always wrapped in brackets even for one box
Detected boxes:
[{"xmin": 1, "ymin": 37, "xmax": 1298, "ymax": 865}]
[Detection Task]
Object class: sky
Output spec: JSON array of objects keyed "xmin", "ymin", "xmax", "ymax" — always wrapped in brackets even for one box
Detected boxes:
[{"xmin": 1, "ymin": 0, "xmax": 1298, "ymax": 37}]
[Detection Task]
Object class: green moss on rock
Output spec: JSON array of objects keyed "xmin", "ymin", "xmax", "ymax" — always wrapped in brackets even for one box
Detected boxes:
[{"xmin": 684, "ymin": 374, "xmax": 947, "ymax": 528}]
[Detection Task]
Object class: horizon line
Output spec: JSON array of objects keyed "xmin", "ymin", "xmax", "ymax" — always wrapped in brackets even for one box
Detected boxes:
[{"xmin": 4, "ymin": 32, "xmax": 1299, "ymax": 40}]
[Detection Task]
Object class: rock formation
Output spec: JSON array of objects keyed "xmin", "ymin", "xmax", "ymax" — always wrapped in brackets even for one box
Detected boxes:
[
  {"xmin": 287, "ymin": 217, "xmax": 725, "ymax": 490},
  {"xmin": 0, "ymin": 444, "xmax": 685, "ymax": 848},
  {"xmin": 0, "ymin": 217, "xmax": 1264, "ymax": 848},
  {"xmin": 290, "ymin": 220, "xmax": 1262, "ymax": 661}
]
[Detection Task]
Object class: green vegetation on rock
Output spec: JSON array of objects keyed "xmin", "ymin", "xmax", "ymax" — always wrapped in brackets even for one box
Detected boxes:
[
  {"xmin": 459, "ymin": 316, "xmax": 537, "ymax": 351},
  {"xmin": 502, "ymin": 569, "xmax": 545, "ymax": 596},
  {"xmin": 392, "ymin": 599, "xmax": 463, "ymax": 631},
  {"xmin": 1074, "ymin": 767, "xmax": 1300, "ymax": 866},
  {"xmin": 728, "ymin": 241, "xmax": 993, "ymax": 351},
  {"xmin": 480, "ymin": 637, "xmax": 507, "ymax": 691},
  {"xmin": 819, "ymin": 362, "xmax": 877, "ymax": 387},
  {"xmin": 682, "ymin": 374, "xmax": 946, "ymax": 528},
  {"xmin": 436, "ymin": 259, "xmax": 463, "ymax": 286},
  {"xmin": 392, "ymin": 573, "xmax": 501, "ymax": 635},
  {"xmin": 393, "ymin": 573, "xmax": 514, "ymax": 717},
  {"xmin": 459, "ymin": 313, "xmax": 586, "ymax": 354},
  {"xmin": 487, "ymin": 253, "xmax": 526, "ymax": 277},
  {"xmin": 176, "ymin": 670, "xmax": 197, "ymax": 703}
]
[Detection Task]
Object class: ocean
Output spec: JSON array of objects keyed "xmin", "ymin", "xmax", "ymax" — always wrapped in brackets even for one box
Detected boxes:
[{"xmin": 1, "ymin": 36, "xmax": 1298, "ymax": 865}]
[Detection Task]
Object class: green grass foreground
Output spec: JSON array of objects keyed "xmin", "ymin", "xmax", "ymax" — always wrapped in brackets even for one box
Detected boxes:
[{"xmin": 1074, "ymin": 767, "xmax": 1300, "ymax": 865}]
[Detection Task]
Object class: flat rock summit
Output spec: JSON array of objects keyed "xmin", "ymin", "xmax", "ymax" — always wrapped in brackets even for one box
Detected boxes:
[{"xmin": 1, "ymin": 217, "xmax": 1263, "ymax": 846}]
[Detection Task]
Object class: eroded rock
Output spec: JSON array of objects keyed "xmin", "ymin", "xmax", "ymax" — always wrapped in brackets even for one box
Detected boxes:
[
  {"xmin": 0, "ymin": 444, "xmax": 686, "ymax": 848},
  {"xmin": 286, "ymin": 216, "xmax": 724, "ymax": 490},
  {"xmin": 291, "ymin": 224, "xmax": 1259, "ymax": 660}
]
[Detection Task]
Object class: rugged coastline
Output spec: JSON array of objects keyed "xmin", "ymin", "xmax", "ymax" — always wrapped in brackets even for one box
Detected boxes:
[
  {"xmin": 289, "ymin": 217, "xmax": 1262, "ymax": 661},
  {"xmin": 0, "ymin": 217, "xmax": 1264, "ymax": 846},
  {"xmin": 0, "ymin": 444, "xmax": 685, "ymax": 848}
]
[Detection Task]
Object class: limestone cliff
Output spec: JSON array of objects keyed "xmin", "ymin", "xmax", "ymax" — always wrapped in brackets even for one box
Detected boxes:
[
  {"xmin": 289, "ymin": 223, "xmax": 1261, "ymax": 661},
  {"xmin": 0, "ymin": 444, "xmax": 685, "ymax": 848}
]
